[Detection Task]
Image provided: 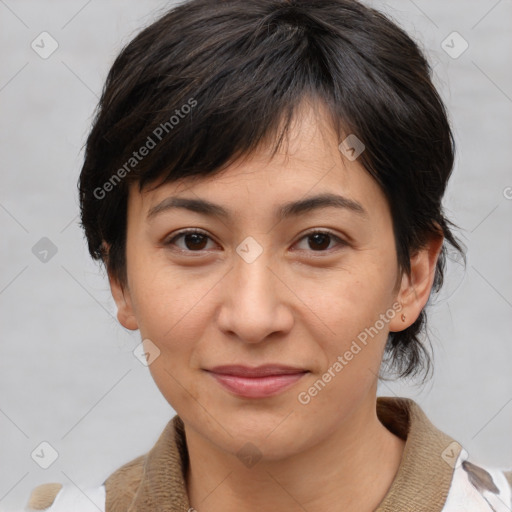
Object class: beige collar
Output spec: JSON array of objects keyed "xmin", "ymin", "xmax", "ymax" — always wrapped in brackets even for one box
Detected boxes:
[{"xmin": 104, "ymin": 396, "xmax": 461, "ymax": 512}]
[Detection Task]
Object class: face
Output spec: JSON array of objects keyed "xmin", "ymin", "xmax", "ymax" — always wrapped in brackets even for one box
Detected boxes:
[{"xmin": 110, "ymin": 101, "xmax": 440, "ymax": 461}]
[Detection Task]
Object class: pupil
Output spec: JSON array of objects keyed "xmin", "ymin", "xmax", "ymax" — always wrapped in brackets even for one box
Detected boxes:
[
  {"xmin": 185, "ymin": 233, "xmax": 207, "ymax": 250},
  {"xmin": 309, "ymin": 233, "xmax": 330, "ymax": 250}
]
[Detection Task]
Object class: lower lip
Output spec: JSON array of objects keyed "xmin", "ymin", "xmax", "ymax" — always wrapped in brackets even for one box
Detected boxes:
[{"xmin": 208, "ymin": 372, "xmax": 307, "ymax": 398}]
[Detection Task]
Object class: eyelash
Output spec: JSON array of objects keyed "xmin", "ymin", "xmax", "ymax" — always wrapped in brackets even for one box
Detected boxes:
[{"xmin": 163, "ymin": 228, "xmax": 348, "ymax": 255}]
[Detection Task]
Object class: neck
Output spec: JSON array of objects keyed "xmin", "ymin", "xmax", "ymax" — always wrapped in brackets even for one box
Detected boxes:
[{"xmin": 184, "ymin": 397, "xmax": 406, "ymax": 512}]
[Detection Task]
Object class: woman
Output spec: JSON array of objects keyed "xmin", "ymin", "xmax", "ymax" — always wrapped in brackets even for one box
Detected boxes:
[{"xmin": 26, "ymin": 0, "xmax": 512, "ymax": 510}]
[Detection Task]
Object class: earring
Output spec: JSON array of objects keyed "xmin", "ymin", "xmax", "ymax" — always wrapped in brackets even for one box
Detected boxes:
[{"xmin": 401, "ymin": 313, "xmax": 406, "ymax": 322}]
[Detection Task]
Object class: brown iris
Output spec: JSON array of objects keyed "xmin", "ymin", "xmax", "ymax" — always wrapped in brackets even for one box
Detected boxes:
[
  {"xmin": 183, "ymin": 233, "xmax": 208, "ymax": 251},
  {"xmin": 308, "ymin": 233, "xmax": 331, "ymax": 251}
]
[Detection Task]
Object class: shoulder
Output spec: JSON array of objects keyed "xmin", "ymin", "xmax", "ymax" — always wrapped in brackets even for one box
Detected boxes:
[
  {"xmin": 25, "ymin": 453, "xmax": 146, "ymax": 512},
  {"xmin": 505, "ymin": 469, "xmax": 512, "ymax": 489},
  {"xmin": 25, "ymin": 483, "xmax": 105, "ymax": 511},
  {"xmin": 26, "ymin": 483, "xmax": 63, "ymax": 511},
  {"xmin": 442, "ymin": 450, "xmax": 512, "ymax": 511}
]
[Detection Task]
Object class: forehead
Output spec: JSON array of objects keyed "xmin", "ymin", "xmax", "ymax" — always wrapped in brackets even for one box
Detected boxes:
[{"xmin": 127, "ymin": 101, "xmax": 390, "ymax": 226}]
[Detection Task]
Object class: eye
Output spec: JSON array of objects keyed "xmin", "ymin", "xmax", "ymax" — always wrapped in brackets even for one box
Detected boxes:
[
  {"xmin": 164, "ymin": 229, "xmax": 218, "ymax": 253},
  {"xmin": 164, "ymin": 228, "xmax": 348, "ymax": 255},
  {"xmin": 294, "ymin": 230, "xmax": 348, "ymax": 253}
]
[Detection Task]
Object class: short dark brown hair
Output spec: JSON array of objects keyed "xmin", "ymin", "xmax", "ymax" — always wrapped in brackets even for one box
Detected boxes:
[{"xmin": 78, "ymin": 0, "xmax": 466, "ymax": 383}]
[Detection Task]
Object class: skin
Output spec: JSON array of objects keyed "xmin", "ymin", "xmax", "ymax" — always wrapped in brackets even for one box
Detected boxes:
[{"xmin": 108, "ymin": 99, "xmax": 444, "ymax": 512}]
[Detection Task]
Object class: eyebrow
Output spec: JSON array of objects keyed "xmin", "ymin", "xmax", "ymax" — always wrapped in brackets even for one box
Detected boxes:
[{"xmin": 146, "ymin": 192, "xmax": 368, "ymax": 222}]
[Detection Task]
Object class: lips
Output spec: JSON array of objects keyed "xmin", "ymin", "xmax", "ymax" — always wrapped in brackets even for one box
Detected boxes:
[
  {"xmin": 207, "ymin": 364, "xmax": 307, "ymax": 377},
  {"xmin": 205, "ymin": 364, "xmax": 308, "ymax": 398}
]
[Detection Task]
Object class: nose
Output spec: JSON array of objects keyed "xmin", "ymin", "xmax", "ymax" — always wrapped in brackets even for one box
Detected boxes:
[{"xmin": 216, "ymin": 248, "xmax": 294, "ymax": 344}]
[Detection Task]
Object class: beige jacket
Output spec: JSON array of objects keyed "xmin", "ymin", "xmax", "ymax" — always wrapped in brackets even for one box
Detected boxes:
[{"xmin": 26, "ymin": 396, "xmax": 512, "ymax": 511}]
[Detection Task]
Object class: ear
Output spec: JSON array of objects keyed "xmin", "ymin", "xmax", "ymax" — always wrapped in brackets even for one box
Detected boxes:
[
  {"xmin": 108, "ymin": 273, "xmax": 139, "ymax": 331},
  {"xmin": 388, "ymin": 232, "xmax": 444, "ymax": 332},
  {"xmin": 103, "ymin": 242, "xmax": 139, "ymax": 331}
]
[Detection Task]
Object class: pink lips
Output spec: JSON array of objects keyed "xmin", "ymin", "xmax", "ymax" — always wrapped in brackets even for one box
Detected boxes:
[{"xmin": 205, "ymin": 365, "xmax": 308, "ymax": 399}]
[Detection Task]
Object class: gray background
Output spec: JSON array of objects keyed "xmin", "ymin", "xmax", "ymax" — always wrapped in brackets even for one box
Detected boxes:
[{"xmin": 1, "ymin": 1, "xmax": 511, "ymax": 511}]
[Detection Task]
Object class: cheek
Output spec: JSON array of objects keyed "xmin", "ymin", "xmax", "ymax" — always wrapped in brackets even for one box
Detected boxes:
[
  {"xmin": 298, "ymin": 264, "xmax": 394, "ymax": 333},
  {"xmin": 129, "ymin": 259, "xmax": 215, "ymax": 338},
  {"xmin": 133, "ymin": 269, "xmax": 211, "ymax": 409},
  {"xmin": 295, "ymin": 276, "xmax": 391, "ymax": 412},
  {"xmin": 295, "ymin": 262, "xmax": 396, "ymax": 376}
]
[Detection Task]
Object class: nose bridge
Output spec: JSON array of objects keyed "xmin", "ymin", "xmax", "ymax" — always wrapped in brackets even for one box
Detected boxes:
[
  {"xmin": 217, "ymin": 237, "xmax": 292, "ymax": 342},
  {"xmin": 233, "ymin": 234, "xmax": 274, "ymax": 290},
  {"xmin": 234, "ymin": 246, "xmax": 275, "ymax": 303}
]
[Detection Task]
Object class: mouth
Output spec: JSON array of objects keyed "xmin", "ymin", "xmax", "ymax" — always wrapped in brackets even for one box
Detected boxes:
[{"xmin": 204, "ymin": 364, "xmax": 309, "ymax": 399}]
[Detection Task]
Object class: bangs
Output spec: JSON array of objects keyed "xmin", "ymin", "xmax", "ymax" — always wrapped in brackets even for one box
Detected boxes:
[{"xmin": 96, "ymin": 2, "xmax": 403, "ymax": 194}]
